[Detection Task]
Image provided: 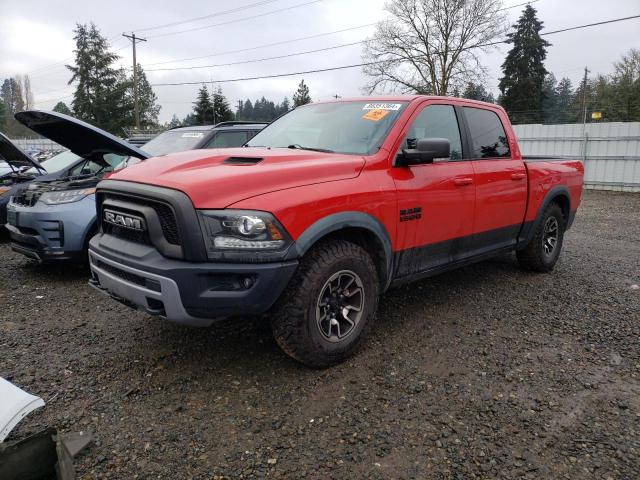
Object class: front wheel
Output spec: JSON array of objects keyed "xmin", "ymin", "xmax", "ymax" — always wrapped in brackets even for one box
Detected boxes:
[
  {"xmin": 517, "ymin": 202, "xmax": 565, "ymax": 272},
  {"xmin": 271, "ymin": 240, "xmax": 379, "ymax": 368}
]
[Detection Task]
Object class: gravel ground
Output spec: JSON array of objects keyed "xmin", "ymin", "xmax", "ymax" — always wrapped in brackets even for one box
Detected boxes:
[{"xmin": 1, "ymin": 190, "xmax": 639, "ymax": 480}]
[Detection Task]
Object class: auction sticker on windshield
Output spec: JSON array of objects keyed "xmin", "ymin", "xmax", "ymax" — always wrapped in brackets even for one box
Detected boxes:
[
  {"xmin": 181, "ymin": 132, "xmax": 204, "ymax": 138},
  {"xmin": 362, "ymin": 109, "xmax": 390, "ymax": 122},
  {"xmin": 362, "ymin": 103, "xmax": 402, "ymax": 111}
]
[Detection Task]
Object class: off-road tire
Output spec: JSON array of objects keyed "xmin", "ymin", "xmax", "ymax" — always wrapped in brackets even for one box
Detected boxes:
[
  {"xmin": 517, "ymin": 202, "xmax": 565, "ymax": 272},
  {"xmin": 271, "ymin": 240, "xmax": 379, "ymax": 368}
]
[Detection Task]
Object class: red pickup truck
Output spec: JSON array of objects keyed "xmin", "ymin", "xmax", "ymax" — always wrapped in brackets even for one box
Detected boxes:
[{"xmin": 89, "ymin": 96, "xmax": 583, "ymax": 367}]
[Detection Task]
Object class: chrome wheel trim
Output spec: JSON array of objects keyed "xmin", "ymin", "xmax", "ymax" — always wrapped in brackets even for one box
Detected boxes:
[
  {"xmin": 543, "ymin": 216, "xmax": 559, "ymax": 256},
  {"xmin": 315, "ymin": 270, "xmax": 365, "ymax": 343}
]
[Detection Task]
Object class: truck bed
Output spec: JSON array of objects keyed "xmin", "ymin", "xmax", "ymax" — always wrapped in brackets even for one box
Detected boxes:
[{"xmin": 522, "ymin": 157, "xmax": 584, "ymax": 228}]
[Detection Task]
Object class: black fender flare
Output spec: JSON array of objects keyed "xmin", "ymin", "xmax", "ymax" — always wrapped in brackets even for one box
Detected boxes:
[
  {"xmin": 517, "ymin": 186, "xmax": 571, "ymax": 249},
  {"xmin": 286, "ymin": 211, "xmax": 394, "ymax": 289}
]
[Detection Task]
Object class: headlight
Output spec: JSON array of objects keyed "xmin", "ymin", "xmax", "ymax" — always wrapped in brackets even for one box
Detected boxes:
[
  {"xmin": 198, "ymin": 210, "xmax": 291, "ymax": 255},
  {"xmin": 39, "ymin": 188, "xmax": 96, "ymax": 205}
]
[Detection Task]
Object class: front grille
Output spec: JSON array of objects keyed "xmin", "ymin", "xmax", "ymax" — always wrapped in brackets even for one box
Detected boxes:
[
  {"xmin": 154, "ymin": 203, "xmax": 181, "ymax": 245},
  {"xmin": 104, "ymin": 224, "xmax": 151, "ymax": 245},
  {"xmin": 101, "ymin": 193, "xmax": 181, "ymax": 247}
]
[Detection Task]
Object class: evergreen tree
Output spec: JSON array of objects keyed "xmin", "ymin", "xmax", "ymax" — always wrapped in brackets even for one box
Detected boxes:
[
  {"xmin": 66, "ymin": 23, "xmax": 132, "ymax": 133},
  {"xmin": 498, "ymin": 5, "xmax": 551, "ymax": 124},
  {"xmin": 212, "ymin": 86, "xmax": 234, "ymax": 123},
  {"xmin": 235, "ymin": 100, "xmax": 244, "ymax": 120},
  {"xmin": 193, "ymin": 85, "xmax": 214, "ymax": 125},
  {"xmin": 554, "ymin": 77, "xmax": 574, "ymax": 123},
  {"xmin": 280, "ymin": 97, "xmax": 291, "ymax": 114},
  {"xmin": 1, "ymin": 77, "xmax": 30, "ymax": 137},
  {"xmin": 131, "ymin": 64, "xmax": 160, "ymax": 127},
  {"xmin": 182, "ymin": 113, "xmax": 197, "ymax": 126},
  {"xmin": 242, "ymin": 99, "xmax": 254, "ymax": 120},
  {"xmin": 569, "ymin": 73, "xmax": 596, "ymax": 123},
  {"xmin": 610, "ymin": 49, "xmax": 640, "ymax": 122},
  {"xmin": 461, "ymin": 82, "xmax": 495, "ymax": 102},
  {"xmin": 167, "ymin": 114, "xmax": 181, "ymax": 129},
  {"xmin": 53, "ymin": 101, "xmax": 73, "ymax": 115},
  {"xmin": 293, "ymin": 79, "xmax": 311, "ymax": 107},
  {"xmin": 541, "ymin": 73, "xmax": 558, "ymax": 123}
]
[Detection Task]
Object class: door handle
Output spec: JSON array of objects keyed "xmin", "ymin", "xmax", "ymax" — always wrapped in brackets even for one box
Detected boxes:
[
  {"xmin": 511, "ymin": 173, "xmax": 526, "ymax": 180},
  {"xmin": 453, "ymin": 177, "xmax": 473, "ymax": 186}
]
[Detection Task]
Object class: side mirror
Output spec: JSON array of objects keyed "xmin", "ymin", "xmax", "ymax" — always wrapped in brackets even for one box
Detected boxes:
[{"xmin": 396, "ymin": 138, "xmax": 450, "ymax": 166}]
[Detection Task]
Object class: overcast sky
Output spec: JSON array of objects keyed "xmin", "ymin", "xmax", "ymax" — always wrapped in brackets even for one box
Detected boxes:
[{"xmin": 1, "ymin": 0, "xmax": 638, "ymax": 123}]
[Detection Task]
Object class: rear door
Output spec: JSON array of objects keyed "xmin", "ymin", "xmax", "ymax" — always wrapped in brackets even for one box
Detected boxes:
[
  {"xmin": 461, "ymin": 106, "xmax": 527, "ymax": 256},
  {"xmin": 391, "ymin": 101, "xmax": 476, "ymax": 278}
]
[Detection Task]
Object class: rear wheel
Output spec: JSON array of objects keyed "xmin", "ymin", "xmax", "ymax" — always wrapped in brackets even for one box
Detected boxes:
[
  {"xmin": 271, "ymin": 240, "xmax": 379, "ymax": 368},
  {"xmin": 517, "ymin": 202, "xmax": 565, "ymax": 272}
]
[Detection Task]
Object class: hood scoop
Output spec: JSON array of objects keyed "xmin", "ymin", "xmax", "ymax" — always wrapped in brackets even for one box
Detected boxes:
[{"xmin": 223, "ymin": 156, "xmax": 263, "ymax": 165}]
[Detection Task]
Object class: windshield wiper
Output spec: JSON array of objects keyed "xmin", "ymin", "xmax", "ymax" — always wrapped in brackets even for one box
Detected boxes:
[{"xmin": 286, "ymin": 144, "xmax": 334, "ymax": 153}]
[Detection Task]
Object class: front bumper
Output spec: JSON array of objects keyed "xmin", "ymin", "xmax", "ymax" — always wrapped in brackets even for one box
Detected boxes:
[
  {"xmin": 88, "ymin": 237, "xmax": 298, "ymax": 327},
  {"xmin": 5, "ymin": 196, "xmax": 97, "ymax": 262}
]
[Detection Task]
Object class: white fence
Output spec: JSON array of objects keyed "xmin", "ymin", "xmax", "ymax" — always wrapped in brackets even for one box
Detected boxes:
[
  {"xmin": 11, "ymin": 138, "xmax": 63, "ymax": 152},
  {"xmin": 513, "ymin": 122, "xmax": 640, "ymax": 192}
]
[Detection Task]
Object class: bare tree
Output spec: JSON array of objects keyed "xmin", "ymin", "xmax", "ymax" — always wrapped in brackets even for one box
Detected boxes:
[{"xmin": 362, "ymin": 0, "xmax": 507, "ymax": 95}]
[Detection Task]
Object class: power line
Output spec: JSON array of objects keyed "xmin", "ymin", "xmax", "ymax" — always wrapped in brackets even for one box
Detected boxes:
[
  {"xmin": 133, "ymin": 0, "xmax": 280, "ymax": 33},
  {"xmin": 142, "ymin": 23, "xmax": 376, "ymax": 67},
  {"xmin": 16, "ymin": 0, "xmax": 536, "ymax": 77},
  {"xmin": 498, "ymin": 0, "xmax": 540, "ymax": 11},
  {"xmin": 33, "ymin": 94, "xmax": 73, "ymax": 106},
  {"xmin": 149, "ymin": 14, "xmax": 640, "ymax": 87},
  {"xmin": 146, "ymin": 41, "xmax": 364, "ymax": 72},
  {"xmin": 542, "ymin": 14, "xmax": 640, "ymax": 36},
  {"xmin": 28, "ymin": 23, "xmax": 375, "ymax": 100},
  {"xmin": 151, "ymin": 62, "xmax": 378, "ymax": 86},
  {"xmin": 146, "ymin": 0, "xmax": 325, "ymax": 39},
  {"xmin": 142, "ymin": 3, "xmax": 546, "ymax": 76}
]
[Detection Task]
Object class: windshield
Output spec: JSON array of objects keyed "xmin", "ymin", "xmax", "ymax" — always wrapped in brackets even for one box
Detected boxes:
[
  {"xmin": 246, "ymin": 101, "xmax": 407, "ymax": 155},
  {"xmin": 26, "ymin": 150, "xmax": 80, "ymax": 174},
  {"xmin": 142, "ymin": 130, "xmax": 206, "ymax": 156}
]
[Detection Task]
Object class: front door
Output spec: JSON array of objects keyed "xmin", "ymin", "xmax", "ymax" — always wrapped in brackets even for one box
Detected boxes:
[
  {"xmin": 461, "ymin": 106, "xmax": 527, "ymax": 256},
  {"xmin": 390, "ymin": 102, "xmax": 476, "ymax": 279}
]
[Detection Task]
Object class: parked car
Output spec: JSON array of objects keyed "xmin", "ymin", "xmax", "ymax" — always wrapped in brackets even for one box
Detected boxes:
[
  {"xmin": 140, "ymin": 121, "xmax": 267, "ymax": 156},
  {"xmin": 87, "ymin": 96, "xmax": 584, "ymax": 367},
  {"xmin": 5, "ymin": 111, "xmax": 150, "ymax": 262},
  {"xmin": 6, "ymin": 115, "xmax": 267, "ymax": 262},
  {"xmin": 0, "ymin": 132, "xmax": 47, "ymax": 225},
  {"xmin": 0, "ymin": 145, "xmax": 93, "ymax": 227}
]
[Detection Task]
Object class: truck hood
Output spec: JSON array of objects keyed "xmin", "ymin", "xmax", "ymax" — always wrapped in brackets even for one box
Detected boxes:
[
  {"xmin": 0, "ymin": 132, "xmax": 44, "ymax": 173},
  {"xmin": 107, "ymin": 147, "xmax": 366, "ymax": 207},
  {"xmin": 14, "ymin": 110, "xmax": 150, "ymax": 159}
]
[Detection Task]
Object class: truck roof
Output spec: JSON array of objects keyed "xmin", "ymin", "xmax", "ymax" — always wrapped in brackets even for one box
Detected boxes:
[
  {"xmin": 313, "ymin": 95, "xmax": 504, "ymax": 111},
  {"xmin": 170, "ymin": 122, "xmax": 269, "ymax": 132}
]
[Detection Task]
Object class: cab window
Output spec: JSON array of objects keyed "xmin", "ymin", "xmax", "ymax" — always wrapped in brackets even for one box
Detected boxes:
[
  {"xmin": 401, "ymin": 105, "xmax": 463, "ymax": 161},
  {"xmin": 463, "ymin": 107, "xmax": 511, "ymax": 158}
]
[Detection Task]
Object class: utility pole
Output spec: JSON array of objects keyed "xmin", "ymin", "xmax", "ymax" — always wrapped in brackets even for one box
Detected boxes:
[
  {"xmin": 123, "ymin": 32, "xmax": 147, "ymax": 130},
  {"xmin": 581, "ymin": 66, "xmax": 590, "ymax": 162}
]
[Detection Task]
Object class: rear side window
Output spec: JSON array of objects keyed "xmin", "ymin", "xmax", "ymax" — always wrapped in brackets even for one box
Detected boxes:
[{"xmin": 464, "ymin": 107, "xmax": 510, "ymax": 158}]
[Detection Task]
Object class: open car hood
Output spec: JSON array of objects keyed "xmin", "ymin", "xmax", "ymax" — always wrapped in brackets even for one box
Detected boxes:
[
  {"xmin": 14, "ymin": 110, "xmax": 150, "ymax": 160},
  {"xmin": 0, "ymin": 131, "xmax": 44, "ymax": 172}
]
